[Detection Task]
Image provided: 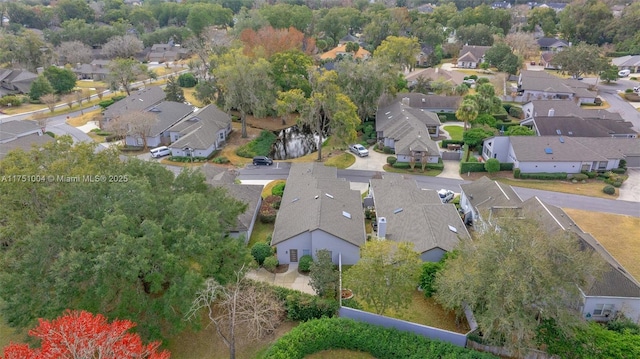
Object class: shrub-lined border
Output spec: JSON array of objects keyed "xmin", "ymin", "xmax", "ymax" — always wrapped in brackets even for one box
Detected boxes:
[{"xmin": 262, "ymin": 317, "xmax": 497, "ymax": 359}]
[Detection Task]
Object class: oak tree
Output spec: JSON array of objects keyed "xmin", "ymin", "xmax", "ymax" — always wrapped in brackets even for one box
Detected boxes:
[
  {"xmin": 108, "ymin": 58, "xmax": 147, "ymax": 95},
  {"xmin": 102, "ymin": 35, "xmax": 144, "ymax": 60},
  {"xmin": 373, "ymin": 36, "xmax": 421, "ymax": 72},
  {"xmin": 56, "ymin": 41, "xmax": 93, "ymax": 66}
]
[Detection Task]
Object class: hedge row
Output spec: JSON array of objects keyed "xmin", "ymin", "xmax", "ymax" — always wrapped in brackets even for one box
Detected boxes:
[
  {"xmin": 519, "ymin": 172, "xmax": 567, "ymax": 180},
  {"xmin": 436, "ymin": 112, "xmax": 458, "ymax": 122},
  {"xmin": 262, "ymin": 317, "xmax": 498, "ymax": 359},
  {"xmin": 392, "ymin": 162, "xmax": 444, "ymax": 170},
  {"xmin": 441, "ymin": 139, "xmax": 465, "ymax": 149},
  {"xmin": 460, "ymin": 162, "xmax": 486, "ymax": 173},
  {"xmin": 499, "ymin": 163, "xmax": 513, "ymax": 171}
]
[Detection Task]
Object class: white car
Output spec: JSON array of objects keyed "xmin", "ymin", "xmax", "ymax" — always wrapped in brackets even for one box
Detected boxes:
[
  {"xmin": 350, "ymin": 144, "xmax": 369, "ymax": 157},
  {"xmin": 463, "ymin": 79, "xmax": 476, "ymax": 85},
  {"xmin": 437, "ymin": 189, "xmax": 455, "ymax": 203}
]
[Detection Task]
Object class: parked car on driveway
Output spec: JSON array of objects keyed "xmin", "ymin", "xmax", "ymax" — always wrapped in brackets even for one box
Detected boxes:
[
  {"xmin": 252, "ymin": 156, "xmax": 273, "ymax": 166},
  {"xmin": 438, "ymin": 189, "xmax": 455, "ymax": 203},
  {"xmin": 350, "ymin": 144, "xmax": 369, "ymax": 157}
]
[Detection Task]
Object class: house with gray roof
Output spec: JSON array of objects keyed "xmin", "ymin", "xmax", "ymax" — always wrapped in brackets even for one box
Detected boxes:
[
  {"xmin": 168, "ymin": 104, "xmax": 232, "ymax": 159},
  {"xmin": 148, "ymin": 42, "xmax": 190, "ymax": 63},
  {"xmin": 520, "ymin": 196, "xmax": 640, "ymax": 323},
  {"xmin": 102, "ymin": 86, "xmax": 166, "ymax": 127},
  {"xmin": 521, "ymin": 115, "xmax": 637, "ymax": 138},
  {"xmin": 482, "ymin": 135, "xmax": 640, "ymax": 172},
  {"xmin": 368, "ymin": 174, "xmax": 470, "ymax": 262},
  {"xmin": 124, "ymin": 101, "xmax": 194, "ymax": 148},
  {"xmin": 537, "ymin": 37, "xmax": 570, "ymax": 52},
  {"xmin": 0, "ymin": 69, "xmax": 38, "ymax": 96},
  {"xmin": 406, "ymin": 67, "xmax": 466, "ymax": 89},
  {"xmin": 611, "ymin": 55, "xmax": 640, "ymax": 74},
  {"xmin": 0, "ymin": 120, "xmax": 54, "ymax": 160},
  {"xmin": 457, "ymin": 45, "xmax": 491, "ymax": 69},
  {"xmin": 516, "ymin": 70, "xmax": 598, "ymax": 104},
  {"xmin": 522, "ymin": 100, "xmax": 624, "ymax": 122},
  {"xmin": 72, "ymin": 60, "xmax": 111, "ymax": 80},
  {"xmin": 459, "ymin": 176, "xmax": 523, "ymax": 229},
  {"xmin": 271, "ymin": 163, "xmax": 366, "ymax": 265}
]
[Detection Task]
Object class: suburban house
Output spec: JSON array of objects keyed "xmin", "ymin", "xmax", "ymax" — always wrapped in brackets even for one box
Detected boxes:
[
  {"xmin": 456, "ymin": 45, "xmax": 491, "ymax": 69},
  {"xmin": 72, "ymin": 60, "xmax": 111, "ymax": 80},
  {"xmin": 521, "ymin": 116, "xmax": 637, "ymax": 138},
  {"xmin": 167, "ymin": 104, "xmax": 232, "ymax": 159},
  {"xmin": 199, "ymin": 164, "xmax": 263, "ymax": 242},
  {"xmin": 271, "ymin": 163, "xmax": 366, "ymax": 265},
  {"xmin": 482, "ymin": 135, "xmax": 640, "ymax": 171},
  {"xmin": 376, "ymin": 94, "xmax": 442, "ymax": 164},
  {"xmin": 377, "ymin": 93, "xmax": 445, "ymax": 137},
  {"xmin": 0, "ymin": 69, "xmax": 38, "ymax": 96},
  {"xmin": 537, "ymin": 37, "xmax": 570, "ymax": 52},
  {"xmin": 406, "ymin": 67, "xmax": 466, "ymax": 89},
  {"xmin": 540, "ymin": 52, "xmax": 559, "ymax": 69},
  {"xmin": 459, "ymin": 176, "xmax": 523, "ymax": 229},
  {"xmin": 148, "ymin": 42, "xmax": 190, "ymax": 63},
  {"xmin": 124, "ymin": 101, "xmax": 194, "ymax": 148},
  {"xmin": 491, "ymin": 1, "xmax": 511, "ymax": 9},
  {"xmin": 0, "ymin": 120, "xmax": 54, "ymax": 160},
  {"xmin": 416, "ymin": 44, "xmax": 435, "ymax": 67},
  {"xmin": 522, "ymin": 100, "xmax": 624, "ymax": 123},
  {"xmin": 320, "ymin": 43, "xmax": 371, "ymax": 61},
  {"xmin": 611, "ymin": 55, "xmax": 640, "ymax": 74},
  {"xmin": 367, "ymin": 173, "xmax": 470, "ymax": 262},
  {"xmin": 101, "ymin": 86, "xmax": 166, "ymax": 128},
  {"xmin": 516, "ymin": 70, "xmax": 598, "ymax": 104},
  {"xmin": 338, "ymin": 33, "xmax": 364, "ymax": 46},
  {"xmin": 534, "ymin": 2, "xmax": 568, "ymax": 12},
  {"xmin": 519, "ymin": 196, "xmax": 640, "ymax": 323}
]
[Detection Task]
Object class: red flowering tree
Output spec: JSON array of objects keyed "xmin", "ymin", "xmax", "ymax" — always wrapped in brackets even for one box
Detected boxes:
[{"xmin": 2, "ymin": 310, "xmax": 170, "ymax": 359}]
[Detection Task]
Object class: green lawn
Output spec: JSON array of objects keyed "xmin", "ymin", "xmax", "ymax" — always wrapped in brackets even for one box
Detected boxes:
[
  {"xmin": 248, "ymin": 220, "xmax": 274, "ymax": 248},
  {"xmin": 443, "ymin": 125, "xmax": 463, "ymax": 141},
  {"xmin": 325, "ymin": 152, "xmax": 356, "ymax": 169}
]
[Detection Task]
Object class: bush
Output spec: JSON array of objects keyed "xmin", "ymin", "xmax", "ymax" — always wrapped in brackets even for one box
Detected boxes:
[
  {"xmin": 263, "ymin": 256, "xmax": 279, "ymax": 272},
  {"xmin": 570, "ymin": 173, "xmax": 589, "ymax": 181},
  {"xmin": 98, "ymin": 99, "xmax": 115, "ymax": 109},
  {"xmin": 299, "ymin": 255, "xmax": 313, "ymax": 272},
  {"xmin": 386, "ymin": 156, "xmax": 397, "ymax": 165},
  {"xmin": 436, "ymin": 112, "xmax": 458, "ymax": 122},
  {"xmin": 112, "ymin": 95, "xmax": 126, "ymax": 102},
  {"xmin": 460, "ymin": 162, "xmax": 486, "ymax": 173},
  {"xmin": 582, "ymin": 171, "xmax": 597, "ymax": 178},
  {"xmin": 513, "ymin": 168, "xmax": 521, "ymax": 178},
  {"xmin": 177, "ymin": 73, "xmax": 197, "ymax": 88},
  {"xmin": 259, "ymin": 202, "xmax": 277, "ymax": 223},
  {"xmin": 392, "ymin": 162, "xmax": 411, "ymax": 169},
  {"xmin": 603, "ymin": 185, "xmax": 616, "ymax": 195},
  {"xmin": 499, "ymin": 163, "xmax": 513, "ymax": 171},
  {"xmin": 263, "ymin": 317, "xmax": 499, "ymax": 359},
  {"xmin": 508, "ymin": 106, "xmax": 523, "ymax": 119},
  {"xmin": 383, "ymin": 146, "xmax": 394, "ymax": 154},
  {"xmin": 611, "ymin": 168, "xmax": 626, "ymax": 174},
  {"xmin": 484, "ymin": 158, "xmax": 500, "ymax": 174},
  {"xmin": 212, "ymin": 156, "xmax": 229, "ymax": 164},
  {"xmin": 0, "ymin": 95, "xmax": 22, "ymax": 107},
  {"xmin": 251, "ymin": 242, "xmax": 273, "ymax": 265},
  {"xmin": 269, "ymin": 286, "xmax": 338, "ymax": 321},
  {"xmin": 419, "ymin": 262, "xmax": 442, "ymax": 298},
  {"xmin": 441, "ymin": 139, "xmax": 465, "ymax": 149},
  {"xmin": 45, "ymin": 131, "xmax": 55, "ymax": 138},
  {"xmin": 519, "ymin": 172, "xmax": 568, "ymax": 180},
  {"xmin": 272, "ymin": 182, "xmax": 286, "ymax": 197},
  {"xmin": 264, "ymin": 195, "xmax": 282, "ymax": 209},
  {"xmin": 235, "ymin": 130, "xmax": 277, "ymax": 158}
]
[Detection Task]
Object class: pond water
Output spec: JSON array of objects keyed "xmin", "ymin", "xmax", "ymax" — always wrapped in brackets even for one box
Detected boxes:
[{"xmin": 270, "ymin": 125, "xmax": 320, "ymax": 160}]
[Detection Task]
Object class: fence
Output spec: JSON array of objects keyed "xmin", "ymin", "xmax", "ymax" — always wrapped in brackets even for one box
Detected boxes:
[
  {"xmin": 339, "ymin": 307, "xmax": 468, "ymax": 347},
  {"xmin": 442, "ymin": 151, "xmax": 462, "ymax": 160}
]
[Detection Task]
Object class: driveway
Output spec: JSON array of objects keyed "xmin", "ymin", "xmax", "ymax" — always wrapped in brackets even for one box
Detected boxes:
[
  {"xmin": 245, "ymin": 263, "xmax": 315, "ymax": 295},
  {"xmin": 619, "ymin": 168, "xmax": 640, "ymax": 202},
  {"xmin": 346, "ymin": 146, "xmax": 388, "ymax": 171}
]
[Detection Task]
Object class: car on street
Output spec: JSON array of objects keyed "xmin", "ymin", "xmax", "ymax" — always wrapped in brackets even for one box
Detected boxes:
[
  {"xmin": 350, "ymin": 144, "xmax": 369, "ymax": 157},
  {"xmin": 252, "ymin": 156, "xmax": 273, "ymax": 166},
  {"xmin": 437, "ymin": 189, "xmax": 455, "ymax": 203}
]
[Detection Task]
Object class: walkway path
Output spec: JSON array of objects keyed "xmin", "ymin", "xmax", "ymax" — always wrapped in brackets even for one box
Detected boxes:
[{"xmin": 245, "ymin": 263, "xmax": 315, "ymax": 295}]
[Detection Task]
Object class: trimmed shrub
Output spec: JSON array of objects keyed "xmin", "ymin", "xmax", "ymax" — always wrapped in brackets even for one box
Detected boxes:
[
  {"xmin": 272, "ymin": 182, "xmax": 286, "ymax": 197},
  {"xmin": 582, "ymin": 171, "xmax": 597, "ymax": 178},
  {"xmin": 499, "ymin": 162, "xmax": 513, "ymax": 171},
  {"xmin": 508, "ymin": 106, "xmax": 523, "ymax": 119},
  {"xmin": 45, "ymin": 131, "xmax": 55, "ymax": 138},
  {"xmin": 299, "ymin": 255, "xmax": 313, "ymax": 272},
  {"xmin": 436, "ymin": 112, "xmax": 458, "ymax": 122},
  {"xmin": 112, "ymin": 95, "xmax": 126, "ymax": 102},
  {"xmin": 611, "ymin": 168, "xmax": 626, "ymax": 174},
  {"xmin": 259, "ymin": 202, "xmax": 277, "ymax": 223},
  {"xmin": 251, "ymin": 242, "xmax": 273, "ymax": 265},
  {"xmin": 263, "ymin": 256, "xmax": 279, "ymax": 272},
  {"xmin": 383, "ymin": 146, "xmax": 394, "ymax": 154},
  {"xmin": 570, "ymin": 173, "xmax": 589, "ymax": 181},
  {"xmin": 519, "ymin": 172, "xmax": 568, "ymax": 180},
  {"xmin": 98, "ymin": 99, "xmax": 115, "ymax": 109},
  {"xmin": 177, "ymin": 73, "xmax": 198, "ymax": 87},
  {"xmin": 211, "ymin": 156, "xmax": 229, "ymax": 164},
  {"xmin": 484, "ymin": 158, "xmax": 500, "ymax": 174},
  {"xmin": 386, "ymin": 156, "xmax": 397, "ymax": 165},
  {"xmin": 262, "ymin": 317, "xmax": 499, "ymax": 359},
  {"xmin": 460, "ymin": 162, "xmax": 486, "ymax": 173},
  {"xmin": 514, "ymin": 168, "xmax": 521, "ymax": 178},
  {"xmin": 270, "ymin": 286, "xmax": 339, "ymax": 321},
  {"xmin": 603, "ymin": 185, "xmax": 616, "ymax": 195},
  {"xmin": 392, "ymin": 162, "xmax": 411, "ymax": 169},
  {"xmin": 0, "ymin": 95, "xmax": 22, "ymax": 107}
]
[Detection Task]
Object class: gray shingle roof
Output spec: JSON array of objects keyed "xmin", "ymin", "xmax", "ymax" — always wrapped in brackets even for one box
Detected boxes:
[
  {"xmin": 271, "ymin": 163, "xmax": 365, "ymax": 247},
  {"xmin": 147, "ymin": 101, "xmax": 194, "ymax": 137},
  {"xmin": 458, "ymin": 45, "xmax": 491, "ymax": 63},
  {"xmin": 394, "ymin": 132, "xmax": 440, "ymax": 157},
  {"xmin": 218, "ymin": 183, "xmax": 263, "ymax": 232},
  {"xmin": 525, "ymin": 100, "xmax": 623, "ymax": 121},
  {"xmin": 520, "ymin": 196, "xmax": 640, "ymax": 298},
  {"xmin": 0, "ymin": 132, "xmax": 54, "ymax": 159},
  {"xmin": 376, "ymin": 100, "xmax": 441, "ymax": 139},
  {"xmin": 460, "ymin": 176, "xmax": 523, "ymax": 210},
  {"xmin": 370, "ymin": 174, "xmax": 469, "ymax": 254},
  {"xmin": 537, "ymin": 37, "xmax": 570, "ymax": 48},
  {"xmin": 0, "ymin": 120, "xmax": 41, "ymax": 142},
  {"xmin": 169, "ymin": 104, "xmax": 231, "ymax": 151},
  {"xmin": 103, "ymin": 86, "xmax": 166, "ymax": 119},
  {"xmin": 508, "ymin": 136, "xmax": 639, "ymax": 162},
  {"xmin": 529, "ymin": 116, "xmax": 637, "ymax": 137}
]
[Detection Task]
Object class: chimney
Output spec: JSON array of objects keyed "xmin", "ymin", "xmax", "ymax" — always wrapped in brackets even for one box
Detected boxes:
[
  {"xmin": 401, "ymin": 97, "xmax": 410, "ymax": 105},
  {"xmin": 377, "ymin": 217, "xmax": 387, "ymax": 239},
  {"xmin": 548, "ymin": 108, "xmax": 555, "ymax": 117}
]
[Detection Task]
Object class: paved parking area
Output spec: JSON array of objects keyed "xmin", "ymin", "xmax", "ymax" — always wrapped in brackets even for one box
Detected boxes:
[
  {"xmin": 346, "ymin": 146, "xmax": 387, "ymax": 171},
  {"xmin": 618, "ymin": 168, "xmax": 640, "ymax": 203},
  {"xmin": 245, "ymin": 263, "xmax": 315, "ymax": 295}
]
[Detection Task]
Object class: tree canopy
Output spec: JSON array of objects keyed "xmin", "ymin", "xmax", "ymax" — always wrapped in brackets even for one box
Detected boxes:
[
  {"xmin": 0, "ymin": 138, "xmax": 251, "ymax": 341},
  {"xmin": 435, "ymin": 217, "xmax": 605, "ymax": 352},
  {"xmin": 552, "ymin": 43, "xmax": 604, "ymax": 79}
]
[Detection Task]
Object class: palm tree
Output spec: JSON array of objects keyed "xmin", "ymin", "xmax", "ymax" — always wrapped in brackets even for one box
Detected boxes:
[{"xmin": 455, "ymin": 98, "xmax": 479, "ymax": 131}]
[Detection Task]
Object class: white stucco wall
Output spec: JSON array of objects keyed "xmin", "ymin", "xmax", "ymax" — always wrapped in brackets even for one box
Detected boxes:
[
  {"xmin": 517, "ymin": 161, "xmax": 584, "ymax": 173},
  {"xmin": 396, "ymin": 154, "xmax": 439, "ymax": 163},
  {"xmin": 482, "ymin": 136, "xmax": 511, "ymax": 162},
  {"xmin": 275, "ymin": 230, "xmax": 361, "ymax": 265},
  {"xmin": 275, "ymin": 231, "xmax": 312, "ymax": 265},
  {"xmin": 583, "ymin": 296, "xmax": 640, "ymax": 324}
]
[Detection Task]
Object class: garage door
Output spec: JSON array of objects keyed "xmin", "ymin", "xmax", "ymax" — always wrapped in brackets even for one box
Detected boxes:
[{"xmin": 625, "ymin": 155, "xmax": 640, "ymax": 168}]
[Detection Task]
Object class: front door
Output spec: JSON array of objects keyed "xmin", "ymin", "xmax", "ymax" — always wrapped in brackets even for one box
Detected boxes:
[{"xmin": 289, "ymin": 249, "xmax": 298, "ymax": 262}]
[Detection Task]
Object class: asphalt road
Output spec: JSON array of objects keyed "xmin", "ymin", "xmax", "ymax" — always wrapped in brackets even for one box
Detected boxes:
[
  {"xmin": 582, "ymin": 77, "xmax": 640, "ymax": 131},
  {"xmin": 239, "ymin": 166, "xmax": 640, "ymax": 218}
]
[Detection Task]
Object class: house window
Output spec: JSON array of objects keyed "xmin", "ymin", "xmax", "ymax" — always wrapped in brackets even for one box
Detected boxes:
[
  {"xmin": 593, "ymin": 304, "xmax": 614, "ymax": 317},
  {"xmin": 598, "ymin": 161, "xmax": 607, "ymax": 169},
  {"xmin": 219, "ymin": 132, "xmax": 224, "ymax": 139}
]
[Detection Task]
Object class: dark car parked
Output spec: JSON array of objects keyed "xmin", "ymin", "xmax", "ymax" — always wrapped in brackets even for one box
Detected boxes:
[{"xmin": 253, "ymin": 156, "xmax": 273, "ymax": 166}]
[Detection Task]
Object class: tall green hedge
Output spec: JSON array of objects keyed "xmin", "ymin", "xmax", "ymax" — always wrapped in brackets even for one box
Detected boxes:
[
  {"xmin": 262, "ymin": 317, "xmax": 498, "ymax": 359},
  {"xmin": 441, "ymin": 139, "xmax": 465, "ymax": 149},
  {"xmin": 436, "ymin": 112, "xmax": 458, "ymax": 122},
  {"xmin": 460, "ymin": 162, "xmax": 486, "ymax": 173},
  {"xmin": 519, "ymin": 172, "xmax": 567, "ymax": 180}
]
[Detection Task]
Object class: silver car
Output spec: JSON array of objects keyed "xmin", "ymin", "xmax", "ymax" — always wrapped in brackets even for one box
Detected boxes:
[{"xmin": 350, "ymin": 144, "xmax": 369, "ymax": 157}]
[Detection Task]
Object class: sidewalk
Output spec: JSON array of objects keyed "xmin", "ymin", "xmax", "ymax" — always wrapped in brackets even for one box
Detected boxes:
[{"xmin": 245, "ymin": 263, "xmax": 315, "ymax": 295}]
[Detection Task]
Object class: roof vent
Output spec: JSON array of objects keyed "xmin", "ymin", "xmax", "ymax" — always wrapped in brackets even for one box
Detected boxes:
[
  {"xmin": 556, "ymin": 129, "xmax": 562, "ymax": 135},
  {"xmin": 342, "ymin": 211, "xmax": 352, "ymax": 219},
  {"xmin": 292, "ymin": 198, "xmax": 299, "ymax": 203},
  {"xmin": 448, "ymin": 225, "xmax": 458, "ymax": 233},
  {"xmin": 568, "ymin": 131, "xmax": 573, "ymax": 135},
  {"xmin": 325, "ymin": 193, "xmax": 334, "ymax": 199},
  {"xmin": 544, "ymin": 147, "xmax": 553, "ymax": 154},
  {"xmin": 314, "ymin": 195, "xmax": 319, "ymax": 199},
  {"xmin": 559, "ymin": 136, "xmax": 564, "ymax": 143},
  {"xmin": 393, "ymin": 208, "xmax": 403, "ymax": 214}
]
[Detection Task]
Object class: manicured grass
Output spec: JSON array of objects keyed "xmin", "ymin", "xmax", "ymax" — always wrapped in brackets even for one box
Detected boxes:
[
  {"xmin": 564, "ymin": 209, "xmax": 640, "ymax": 282},
  {"xmin": 494, "ymin": 177, "xmax": 618, "ymax": 199},
  {"xmin": 306, "ymin": 350, "xmax": 375, "ymax": 358},
  {"xmin": 443, "ymin": 125, "xmax": 463, "ymax": 141},
  {"xmin": 182, "ymin": 87, "xmax": 204, "ymax": 107},
  {"xmin": 383, "ymin": 164, "xmax": 443, "ymax": 177},
  {"xmin": 248, "ymin": 221, "xmax": 274, "ymax": 248},
  {"xmin": 324, "ymin": 152, "xmax": 356, "ymax": 169},
  {"xmin": 65, "ymin": 109, "xmax": 102, "ymax": 127},
  {"xmin": 262, "ymin": 180, "xmax": 286, "ymax": 199}
]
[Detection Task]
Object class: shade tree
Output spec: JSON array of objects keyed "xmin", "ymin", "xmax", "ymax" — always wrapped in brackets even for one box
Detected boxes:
[{"xmin": 102, "ymin": 34, "xmax": 144, "ymax": 59}]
